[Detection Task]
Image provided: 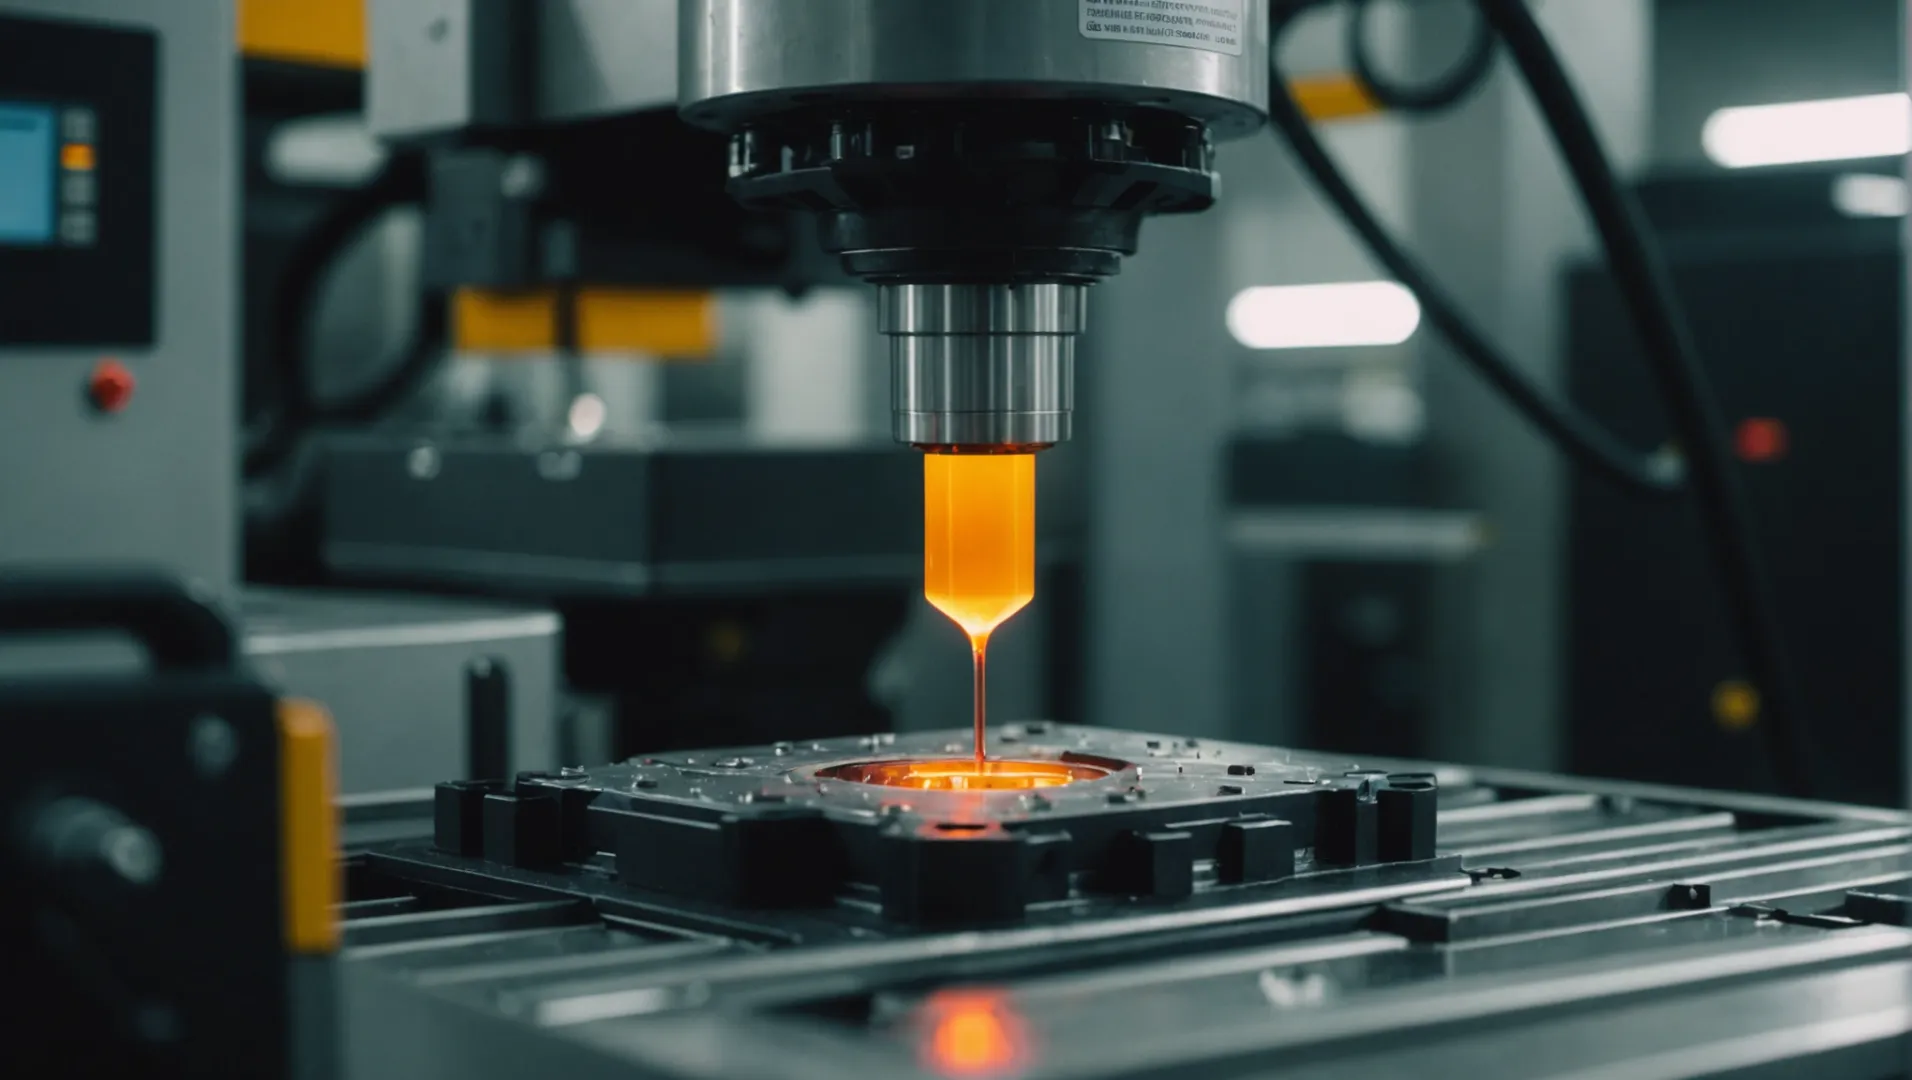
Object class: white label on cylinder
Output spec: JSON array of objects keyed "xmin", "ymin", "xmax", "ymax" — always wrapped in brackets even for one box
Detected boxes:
[{"xmin": 1080, "ymin": 0, "xmax": 1245, "ymax": 56}]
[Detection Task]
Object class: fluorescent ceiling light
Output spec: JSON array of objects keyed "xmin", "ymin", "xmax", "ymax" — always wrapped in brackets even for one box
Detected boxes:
[
  {"xmin": 1702, "ymin": 93, "xmax": 1910, "ymax": 169},
  {"xmin": 1226, "ymin": 281, "xmax": 1421, "ymax": 350},
  {"xmin": 1830, "ymin": 172, "xmax": 1908, "ymax": 218},
  {"xmin": 567, "ymin": 392, "xmax": 609, "ymax": 440},
  {"xmin": 267, "ymin": 113, "xmax": 387, "ymax": 186}
]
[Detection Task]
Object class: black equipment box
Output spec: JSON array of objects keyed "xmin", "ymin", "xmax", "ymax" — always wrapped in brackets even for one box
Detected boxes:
[
  {"xmin": 322, "ymin": 433, "xmax": 923, "ymax": 597},
  {"xmin": 1566, "ymin": 166, "xmax": 1903, "ymax": 804}
]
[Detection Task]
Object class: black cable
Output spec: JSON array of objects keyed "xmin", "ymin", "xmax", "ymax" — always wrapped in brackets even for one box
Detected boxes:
[
  {"xmin": 1474, "ymin": 0, "xmax": 1812, "ymax": 798},
  {"xmin": 1347, "ymin": 0, "xmax": 1496, "ymax": 113},
  {"xmin": 244, "ymin": 151, "xmax": 429, "ymax": 476},
  {"xmin": 1266, "ymin": 17, "xmax": 1680, "ymax": 496},
  {"xmin": 240, "ymin": 288, "xmax": 447, "ymax": 569},
  {"xmin": 321, "ymin": 290, "xmax": 448, "ymax": 424}
]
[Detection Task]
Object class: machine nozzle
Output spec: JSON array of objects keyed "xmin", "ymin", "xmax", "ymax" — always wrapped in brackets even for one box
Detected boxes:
[{"xmin": 883, "ymin": 283, "xmax": 1084, "ymax": 450}]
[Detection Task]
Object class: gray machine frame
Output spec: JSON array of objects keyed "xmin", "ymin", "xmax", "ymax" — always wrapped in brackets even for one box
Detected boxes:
[{"xmin": 0, "ymin": 0, "xmax": 237, "ymax": 595}]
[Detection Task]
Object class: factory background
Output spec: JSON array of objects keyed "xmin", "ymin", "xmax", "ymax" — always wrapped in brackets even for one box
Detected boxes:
[
  {"xmin": 7, "ymin": 1, "xmax": 1912, "ymax": 1074},
  {"xmin": 240, "ymin": 0, "xmax": 1909, "ymax": 800}
]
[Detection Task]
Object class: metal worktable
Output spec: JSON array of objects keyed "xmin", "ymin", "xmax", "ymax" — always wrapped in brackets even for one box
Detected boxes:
[{"xmin": 333, "ymin": 729, "xmax": 1912, "ymax": 1080}]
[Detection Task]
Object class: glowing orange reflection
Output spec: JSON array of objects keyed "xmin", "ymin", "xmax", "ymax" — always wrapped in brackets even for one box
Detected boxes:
[
  {"xmin": 817, "ymin": 758, "xmax": 1110, "ymax": 791},
  {"xmin": 920, "ymin": 990, "xmax": 1029, "ymax": 1077}
]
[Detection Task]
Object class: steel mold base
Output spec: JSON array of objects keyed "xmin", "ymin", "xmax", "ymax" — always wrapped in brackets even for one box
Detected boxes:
[{"xmin": 339, "ymin": 726, "xmax": 1912, "ymax": 1079}]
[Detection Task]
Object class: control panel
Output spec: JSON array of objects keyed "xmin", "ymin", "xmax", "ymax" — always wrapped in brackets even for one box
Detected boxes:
[
  {"xmin": 0, "ymin": 0, "xmax": 235, "ymax": 596},
  {"xmin": 0, "ymin": 12, "xmax": 154, "ymax": 345}
]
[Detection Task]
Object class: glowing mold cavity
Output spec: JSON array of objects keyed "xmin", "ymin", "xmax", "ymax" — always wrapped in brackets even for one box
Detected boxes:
[{"xmin": 815, "ymin": 755, "xmax": 1126, "ymax": 791}]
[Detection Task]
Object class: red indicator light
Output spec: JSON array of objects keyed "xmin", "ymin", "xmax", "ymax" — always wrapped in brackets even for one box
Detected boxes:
[
  {"xmin": 1734, "ymin": 418, "xmax": 1788, "ymax": 463},
  {"xmin": 88, "ymin": 358, "xmax": 135, "ymax": 413}
]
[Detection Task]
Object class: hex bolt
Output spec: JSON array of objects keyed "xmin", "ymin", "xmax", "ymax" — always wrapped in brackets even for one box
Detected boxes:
[
  {"xmin": 30, "ymin": 797, "xmax": 163, "ymax": 889},
  {"xmin": 407, "ymin": 444, "xmax": 441, "ymax": 480},
  {"xmin": 499, "ymin": 154, "xmax": 546, "ymax": 200},
  {"xmin": 101, "ymin": 825, "xmax": 163, "ymax": 887},
  {"xmin": 189, "ymin": 714, "xmax": 237, "ymax": 778}
]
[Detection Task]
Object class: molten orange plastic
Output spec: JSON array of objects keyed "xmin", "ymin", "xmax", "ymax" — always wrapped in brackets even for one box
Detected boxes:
[
  {"xmin": 924, "ymin": 453, "xmax": 1035, "ymax": 637},
  {"xmin": 817, "ymin": 758, "xmax": 1111, "ymax": 791},
  {"xmin": 924, "ymin": 452, "xmax": 1036, "ymax": 768}
]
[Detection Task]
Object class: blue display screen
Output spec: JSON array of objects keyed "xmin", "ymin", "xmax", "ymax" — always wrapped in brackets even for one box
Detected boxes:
[{"xmin": 0, "ymin": 102, "xmax": 55, "ymax": 246}]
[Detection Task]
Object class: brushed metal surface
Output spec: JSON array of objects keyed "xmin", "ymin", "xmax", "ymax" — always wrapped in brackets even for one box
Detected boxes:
[
  {"xmin": 882, "ymin": 283, "xmax": 1083, "ymax": 447},
  {"xmin": 680, "ymin": 0, "xmax": 1269, "ymax": 137}
]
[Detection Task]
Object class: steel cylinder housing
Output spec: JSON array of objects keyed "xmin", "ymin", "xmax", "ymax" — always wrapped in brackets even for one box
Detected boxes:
[
  {"xmin": 679, "ymin": 0, "xmax": 1271, "ymax": 448},
  {"xmin": 680, "ymin": 0, "xmax": 1269, "ymax": 137}
]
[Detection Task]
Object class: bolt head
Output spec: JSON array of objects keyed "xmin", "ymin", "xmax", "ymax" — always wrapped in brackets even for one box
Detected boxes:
[
  {"xmin": 407, "ymin": 444, "xmax": 441, "ymax": 480},
  {"xmin": 188, "ymin": 715, "xmax": 237, "ymax": 777},
  {"xmin": 102, "ymin": 825, "xmax": 162, "ymax": 886}
]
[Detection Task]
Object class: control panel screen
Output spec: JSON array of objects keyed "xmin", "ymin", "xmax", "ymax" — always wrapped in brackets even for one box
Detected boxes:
[
  {"xmin": 0, "ymin": 102, "xmax": 54, "ymax": 246},
  {"xmin": 0, "ymin": 13, "xmax": 153, "ymax": 345}
]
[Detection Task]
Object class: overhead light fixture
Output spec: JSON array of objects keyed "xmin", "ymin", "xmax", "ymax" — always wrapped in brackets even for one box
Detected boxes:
[
  {"xmin": 1226, "ymin": 281, "xmax": 1421, "ymax": 350},
  {"xmin": 566, "ymin": 392, "xmax": 609, "ymax": 441},
  {"xmin": 1830, "ymin": 172, "xmax": 1908, "ymax": 218},
  {"xmin": 1702, "ymin": 93, "xmax": 1910, "ymax": 169},
  {"xmin": 266, "ymin": 113, "xmax": 388, "ymax": 186}
]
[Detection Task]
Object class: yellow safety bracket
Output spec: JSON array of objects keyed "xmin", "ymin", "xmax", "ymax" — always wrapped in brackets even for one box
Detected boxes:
[
  {"xmin": 239, "ymin": 0, "xmax": 366, "ymax": 70},
  {"xmin": 278, "ymin": 698, "xmax": 341, "ymax": 955},
  {"xmin": 452, "ymin": 287, "xmax": 720, "ymax": 359},
  {"xmin": 1290, "ymin": 73, "xmax": 1386, "ymax": 123}
]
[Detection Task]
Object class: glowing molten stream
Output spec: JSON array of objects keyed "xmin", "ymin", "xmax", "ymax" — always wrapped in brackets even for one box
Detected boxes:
[{"xmin": 924, "ymin": 452, "xmax": 1036, "ymax": 769}]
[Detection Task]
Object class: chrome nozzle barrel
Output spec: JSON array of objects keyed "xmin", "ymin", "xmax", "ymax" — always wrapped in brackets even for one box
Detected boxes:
[{"xmin": 881, "ymin": 282, "xmax": 1086, "ymax": 449}]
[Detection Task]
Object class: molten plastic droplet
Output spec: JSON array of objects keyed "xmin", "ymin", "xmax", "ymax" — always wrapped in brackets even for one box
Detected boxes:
[{"xmin": 924, "ymin": 453, "xmax": 1036, "ymax": 768}]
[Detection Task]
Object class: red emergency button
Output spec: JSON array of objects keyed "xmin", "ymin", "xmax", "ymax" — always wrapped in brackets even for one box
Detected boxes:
[
  {"xmin": 88, "ymin": 358, "xmax": 136, "ymax": 413},
  {"xmin": 1733, "ymin": 418, "xmax": 1787, "ymax": 463}
]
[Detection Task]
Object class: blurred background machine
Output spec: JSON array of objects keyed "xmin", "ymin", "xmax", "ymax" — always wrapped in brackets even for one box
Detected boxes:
[
  {"xmin": 1562, "ymin": 0, "xmax": 1908, "ymax": 805},
  {"xmin": 0, "ymin": 0, "xmax": 560, "ymax": 798},
  {"xmin": 1569, "ymin": 164, "xmax": 1903, "ymax": 804},
  {"xmin": 237, "ymin": 0, "xmax": 1084, "ymax": 762},
  {"xmin": 0, "ymin": 573, "xmax": 342, "ymax": 1076}
]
